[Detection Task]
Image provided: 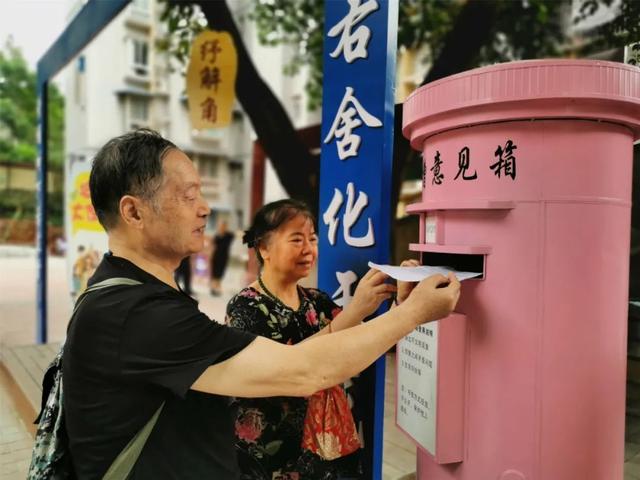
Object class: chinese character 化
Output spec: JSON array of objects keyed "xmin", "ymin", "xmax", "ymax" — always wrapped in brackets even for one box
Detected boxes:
[
  {"xmin": 327, "ymin": 0, "xmax": 379, "ymax": 63},
  {"xmin": 324, "ymin": 86, "xmax": 382, "ymax": 160},
  {"xmin": 322, "ymin": 182, "xmax": 375, "ymax": 247},
  {"xmin": 491, "ymin": 140, "xmax": 517, "ymax": 179}
]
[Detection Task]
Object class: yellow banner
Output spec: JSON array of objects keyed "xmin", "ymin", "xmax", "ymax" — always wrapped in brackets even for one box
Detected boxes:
[
  {"xmin": 70, "ymin": 172, "xmax": 103, "ymax": 234},
  {"xmin": 186, "ymin": 30, "xmax": 238, "ymax": 129}
]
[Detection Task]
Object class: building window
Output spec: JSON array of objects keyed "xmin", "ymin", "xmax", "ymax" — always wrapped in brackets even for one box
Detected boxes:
[
  {"xmin": 132, "ymin": 0, "xmax": 149, "ymax": 12},
  {"xmin": 198, "ymin": 157, "xmax": 219, "ymax": 178},
  {"xmin": 132, "ymin": 39, "xmax": 149, "ymax": 77},
  {"xmin": 130, "ymin": 98, "xmax": 149, "ymax": 122},
  {"xmin": 128, "ymin": 97, "xmax": 149, "ymax": 130}
]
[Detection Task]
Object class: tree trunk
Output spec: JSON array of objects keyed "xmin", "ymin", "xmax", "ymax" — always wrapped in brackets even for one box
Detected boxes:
[
  {"xmin": 187, "ymin": 0, "xmax": 499, "ymax": 227},
  {"xmin": 188, "ymin": 0, "xmax": 320, "ymax": 213},
  {"xmin": 422, "ymin": 0, "xmax": 499, "ymax": 85}
]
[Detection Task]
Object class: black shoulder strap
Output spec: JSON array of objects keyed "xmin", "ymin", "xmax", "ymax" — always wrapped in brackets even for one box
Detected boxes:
[
  {"xmin": 36, "ymin": 278, "xmax": 143, "ymax": 422},
  {"xmin": 72, "ymin": 277, "xmax": 143, "ymax": 316}
]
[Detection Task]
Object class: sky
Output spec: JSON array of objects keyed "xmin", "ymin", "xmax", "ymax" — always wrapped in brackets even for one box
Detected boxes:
[{"xmin": 1, "ymin": 0, "xmax": 70, "ymax": 70}]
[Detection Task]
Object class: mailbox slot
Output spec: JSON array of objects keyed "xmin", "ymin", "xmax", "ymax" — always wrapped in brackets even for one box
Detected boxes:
[{"xmin": 421, "ymin": 252, "xmax": 485, "ymax": 280}]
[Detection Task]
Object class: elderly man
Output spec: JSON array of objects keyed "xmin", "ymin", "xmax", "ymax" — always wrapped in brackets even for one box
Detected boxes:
[{"xmin": 63, "ymin": 129, "xmax": 460, "ymax": 479}]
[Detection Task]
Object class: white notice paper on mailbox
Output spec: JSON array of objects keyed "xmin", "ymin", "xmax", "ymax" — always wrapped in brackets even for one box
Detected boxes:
[{"xmin": 368, "ymin": 262, "xmax": 481, "ymax": 282}]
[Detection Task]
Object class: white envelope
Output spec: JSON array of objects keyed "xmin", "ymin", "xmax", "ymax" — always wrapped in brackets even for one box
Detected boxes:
[{"xmin": 367, "ymin": 261, "xmax": 482, "ymax": 282}]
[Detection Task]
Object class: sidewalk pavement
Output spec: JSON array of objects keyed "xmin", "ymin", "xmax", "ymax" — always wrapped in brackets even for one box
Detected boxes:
[
  {"xmin": 0, "ymin": 363, "xmax": 36, "ymax": 479},
  {"xmin": 6, "ymin": 246, "xmax": 640, "ymax": 479},
  {"xmin": 0, "ymin": 246, "xmax": 417, "ymax": 479}
]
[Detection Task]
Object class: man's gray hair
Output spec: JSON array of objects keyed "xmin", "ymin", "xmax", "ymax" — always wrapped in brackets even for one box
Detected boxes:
[{"xmin": 89, "ymin": 129, "xmax": 177, "ymax": 230}]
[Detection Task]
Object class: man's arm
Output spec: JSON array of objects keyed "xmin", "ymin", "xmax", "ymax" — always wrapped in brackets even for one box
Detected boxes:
[{"xmin": 191, "ymin": 273, "xmax": 460, "ymax": 398}]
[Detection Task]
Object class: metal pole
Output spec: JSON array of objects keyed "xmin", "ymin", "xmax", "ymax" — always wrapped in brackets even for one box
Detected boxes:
[
  {"xmin": 34, "ymin": 0, "xmax": 131, "ymax": 344},
  {"xmin": 36, "ymin": 79, "xmax": 48, "ymax": 344}
]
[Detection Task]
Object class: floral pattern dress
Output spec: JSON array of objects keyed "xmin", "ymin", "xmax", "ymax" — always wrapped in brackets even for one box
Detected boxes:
[{"xmin": 226, "ymin": 286, "xmax": 362, "ymax": 480}]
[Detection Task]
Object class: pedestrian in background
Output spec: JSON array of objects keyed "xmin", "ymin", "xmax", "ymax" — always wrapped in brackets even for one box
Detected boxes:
[{"xmin": 210, "ymin": 219, "xmax": 234, "ymax": 296}]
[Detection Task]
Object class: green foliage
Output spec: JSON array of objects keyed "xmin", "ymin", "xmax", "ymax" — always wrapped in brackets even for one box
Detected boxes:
[
  {"xmin": 157, "ymin": 2, "xmax": 208, "ymax": 71},
  {"xmin": 246, "ymin": 0, "xmax": 460, "ymax": 108},
  {"xmin": 397, "ymin": 0, "xmax": 461, "ymax": 54},
  {"xmin": 248, "ymin": 0, "xmax": 631, "ymax": 109},
  {"xmin": 0, "ymin": 39, "xmax": 65, "ymax": 171},
  {"xmin": 248, "ymin": 0, "xmax": 572, "ymax": 108},
  {"xmin": 47, "ymin": 84, "xmax": 65, "ymax": 172},
  {"xmin": 0, "ymin": 188, "xmax": 63, "ymax": 226},
  {"xmin": 157, "ymin": 0, "xmax": 634, "ymax": 111},
  {"xmin": 477, "ymin": 0, "xmax": 569, "ymax": 64},
  {"xmin": 250, "ymin": 0, "xmax": 325, "ymax": 109},
  {"xmin": 576, "ymin": 0, "xmax": 640, "ymax": 52}
]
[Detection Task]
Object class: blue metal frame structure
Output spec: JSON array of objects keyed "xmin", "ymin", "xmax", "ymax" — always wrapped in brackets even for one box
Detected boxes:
[
  {"xmin": 36, "ymin": 0, "xmax": 130, "ymax": 343},
  {"xmin": 35, "ymin": 4, "xmax": 399, "ymax": 478},
  {"xmin": 318, "ymin": 1, "xmax": 399, "ymax": 478}
]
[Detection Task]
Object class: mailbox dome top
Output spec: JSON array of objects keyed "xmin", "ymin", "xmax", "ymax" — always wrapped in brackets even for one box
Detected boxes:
[{"xmin": 403, "ymin": 59, "xmax": 640, "ymax": 148}]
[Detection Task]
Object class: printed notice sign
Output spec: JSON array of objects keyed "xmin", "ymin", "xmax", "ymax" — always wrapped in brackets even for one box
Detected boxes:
[{"xmin": 396, "ymin": 322, "xmax": 439, "ymax": 454}]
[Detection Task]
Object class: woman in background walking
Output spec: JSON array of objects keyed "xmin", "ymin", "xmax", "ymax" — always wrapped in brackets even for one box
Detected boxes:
[{"xmin": 210, "ymin": 219, "xmax": 234, "ymax": 295}]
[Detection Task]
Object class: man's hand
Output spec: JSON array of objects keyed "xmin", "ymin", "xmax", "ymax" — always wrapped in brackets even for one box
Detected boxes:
[
  {"xmin": 346, "ymin": 268, "xmax": 397, "ymax": 320},
  {"xmin": 401, "ymin": 272, "xmax": 461, "ymax": 326},
  {"xmin": 396, "ymin": 259, "xmax": 420, "ymax": 305}
]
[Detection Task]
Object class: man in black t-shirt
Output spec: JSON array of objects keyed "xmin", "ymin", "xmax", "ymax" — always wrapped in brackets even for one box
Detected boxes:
[{"xmin": 63, "ymin": 129, "xmax": 461, "ymax": 479}]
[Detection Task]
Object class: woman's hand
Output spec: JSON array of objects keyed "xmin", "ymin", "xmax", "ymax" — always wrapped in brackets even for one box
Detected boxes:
[
  {"xmin": 396, "ymin": 259, "xmax": 420, "ymax": 305},
  {"xmin": 346, "ymin": 268, "xmax": 397, "ymax": 320}
]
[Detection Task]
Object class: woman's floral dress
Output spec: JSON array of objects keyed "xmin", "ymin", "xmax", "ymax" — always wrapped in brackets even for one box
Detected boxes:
[{"xmin": 226, "ymin": 286, "xmax": 362, "ymax": 480}]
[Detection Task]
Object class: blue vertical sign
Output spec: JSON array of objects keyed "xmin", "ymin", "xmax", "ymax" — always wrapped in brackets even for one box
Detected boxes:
[{"xmin": 319, "ymin": 1, "xmax": 398, "ymax": 478}]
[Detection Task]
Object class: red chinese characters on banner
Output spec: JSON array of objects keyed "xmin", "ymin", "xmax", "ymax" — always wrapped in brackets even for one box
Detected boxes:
[
  {"xmin": 70, "ymin": 172, "xmax": 103, "ymax": 233},
  {"xmin": 71, "ymin": 203, "xmax": 98, "ymax": 223}
]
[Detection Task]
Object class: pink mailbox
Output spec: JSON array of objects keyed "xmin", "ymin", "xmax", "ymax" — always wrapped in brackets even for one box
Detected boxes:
[{"xmin": 398, "ymin": 60, "xmax": 640, "ymax": 480}]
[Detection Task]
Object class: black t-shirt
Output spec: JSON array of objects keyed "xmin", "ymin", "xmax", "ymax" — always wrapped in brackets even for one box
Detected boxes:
[{"xmin": 63, "ymin": 253, "xmax": 256, "ymax": 479}]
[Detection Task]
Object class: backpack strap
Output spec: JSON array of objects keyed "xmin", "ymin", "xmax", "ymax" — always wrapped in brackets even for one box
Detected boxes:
[
  {"xmin": 36, "ymin": 278, "xmax": 145, "ymax": 423},
  {"xmin": 101, "ymin": 402, "xmax": 165, "ymax": 480},
  {"xmin": 71, "ymin": 277, "xmax": 165, "ymax": 479},
  {"xmin": 72, "ymin": 277, "xmax": 143, "ymax": 315}
]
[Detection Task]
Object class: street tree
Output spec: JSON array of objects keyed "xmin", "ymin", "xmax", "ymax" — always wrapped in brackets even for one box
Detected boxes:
[
  {"xmin": 158, "ymin": 0, "xmax": 636, "ymax": 235},
  {"xmin": 0, "ymin": 39, "xmax": 64, "ymax": 171},
  {"xmin": 0, "ymin": 39, "xmax": 65, "ymax": 227}
]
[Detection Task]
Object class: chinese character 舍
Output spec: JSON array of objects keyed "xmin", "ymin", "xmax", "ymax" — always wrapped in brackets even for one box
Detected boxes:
[
  {"xmin": 327, "ymin": 0, "xmax": 379, "ymax": 63},
  {"xmin": 324, "ymin": 86, "xmax": 382, "ymax": 160}
]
